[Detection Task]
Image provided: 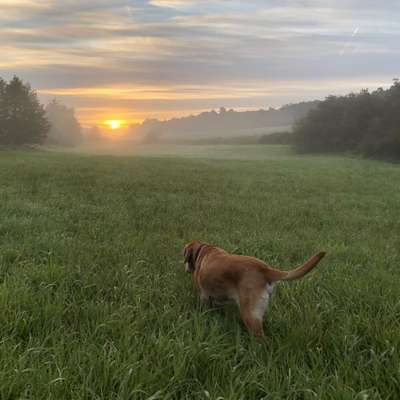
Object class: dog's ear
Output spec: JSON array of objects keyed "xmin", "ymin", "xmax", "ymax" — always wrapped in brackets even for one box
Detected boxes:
[
  {"xmin": 183, "ymin": 243, "xmax": 193, "ymax": 273},
  {"xmin": 183, "ymin": 245, "xmax": 190, "ymax": 263},
  {"xmin": 183, "ymin": 241, "xmax": 203, "ymax": 273}
]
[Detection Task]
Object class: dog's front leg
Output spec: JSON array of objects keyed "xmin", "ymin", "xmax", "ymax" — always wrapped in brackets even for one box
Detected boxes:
[{"xmin": 199, "ymin": 290, "xmax": 212, "ymax": 305}]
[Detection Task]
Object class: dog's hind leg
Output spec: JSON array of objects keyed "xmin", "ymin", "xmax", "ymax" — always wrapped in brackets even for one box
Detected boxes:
[
  {"xmin": 239, "ymin": 289, "xmax": 269, "ymax": 338},
  {"xmin": 240, "ymin": 307, "xmax": 264, "ymax": 338}
]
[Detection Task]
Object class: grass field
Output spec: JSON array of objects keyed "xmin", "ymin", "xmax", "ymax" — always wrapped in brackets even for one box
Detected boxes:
[{"xmin": 0, "ymin": 145, "xmax": 399, "ymax": 399}]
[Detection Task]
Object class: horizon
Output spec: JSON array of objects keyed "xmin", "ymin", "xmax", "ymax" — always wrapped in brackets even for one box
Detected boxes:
[{"xmin": 1, "ymin": 1, "xmax": 399, "ymax": 128}]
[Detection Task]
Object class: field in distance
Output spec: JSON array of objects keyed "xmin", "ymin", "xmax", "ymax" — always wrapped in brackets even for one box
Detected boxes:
[{"xmin": 0, "ymin": 145, "xmax": 399, "ymax": 399}]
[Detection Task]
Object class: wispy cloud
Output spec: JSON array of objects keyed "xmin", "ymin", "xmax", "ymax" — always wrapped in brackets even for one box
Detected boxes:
[
  {"xmin": 149, "ymin": 0, "xmax": 197, "ymax": 8},
  {"xmin": 0, "ymin": 0, "xmax": 399, "ymax": 124}
]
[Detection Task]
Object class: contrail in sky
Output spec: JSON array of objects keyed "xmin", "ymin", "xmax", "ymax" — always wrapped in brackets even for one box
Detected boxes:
[{"xmin": 340, "ymin": 27, "xmax": 360, "ymax": 56}]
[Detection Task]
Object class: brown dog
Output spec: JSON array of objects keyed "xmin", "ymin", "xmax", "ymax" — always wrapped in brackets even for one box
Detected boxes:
[{"xmin": 183, "ymin": 240, "xmax": 326, "ymax": 338}]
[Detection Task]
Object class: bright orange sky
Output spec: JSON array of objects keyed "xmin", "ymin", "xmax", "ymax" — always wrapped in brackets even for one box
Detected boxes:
[{"xmin": 1, "ymin": 1, "xmax": 398, "ymax": 127}]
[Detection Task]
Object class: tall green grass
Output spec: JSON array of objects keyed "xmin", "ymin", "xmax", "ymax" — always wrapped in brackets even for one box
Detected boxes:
[{"xmin": 0, "ymin": 146, "xmax": 399, "ymax": 399}]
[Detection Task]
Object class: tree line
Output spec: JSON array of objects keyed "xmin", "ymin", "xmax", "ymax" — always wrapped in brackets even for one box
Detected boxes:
[
  {"xmin": 0, "ymin": 76, "xmax": 82, "ymax": 146},
  {"xmin": 134, "ymin": 102, "xmax": 317, "ymax": 142},
  {"xmin": 2, "ymin": 75, "xmax": 400, "ymax": 160},
  {"xmin": 293, "ymin": 80, "xmax": 400, "ymax": 160}
]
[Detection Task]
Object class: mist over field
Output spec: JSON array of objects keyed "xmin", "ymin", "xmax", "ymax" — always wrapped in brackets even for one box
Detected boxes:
[{"xmin": 1, "ymin": 1, "xmax": 400, "ymax": 399}]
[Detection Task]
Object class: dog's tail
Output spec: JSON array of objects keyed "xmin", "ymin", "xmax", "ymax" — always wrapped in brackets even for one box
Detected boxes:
[{"xmin": 268, "ymin": 251, "xmax": 326, "ymax": 282}]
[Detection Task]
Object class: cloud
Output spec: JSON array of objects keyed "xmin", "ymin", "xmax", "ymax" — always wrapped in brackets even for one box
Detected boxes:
[
  {"xmin": 149, "ymin": 0, "xmax": 196, "ymax": 8},
  {"xmin": 0, "ymin": 0, "xmax": 399, "ymax": 124}
]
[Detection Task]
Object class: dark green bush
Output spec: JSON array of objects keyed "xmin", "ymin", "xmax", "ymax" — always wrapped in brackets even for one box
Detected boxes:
[{"xmin": 258, "ymin": 131, "xmax": 292, "ymax": 145}]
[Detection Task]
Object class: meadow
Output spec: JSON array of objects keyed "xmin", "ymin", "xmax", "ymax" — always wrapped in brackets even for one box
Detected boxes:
[{"xmin": 0, "ymin": 145, "xmax": 399, "ymax": 399}]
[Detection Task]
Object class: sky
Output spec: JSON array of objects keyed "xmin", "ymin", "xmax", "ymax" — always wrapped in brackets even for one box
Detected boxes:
[{"xmin": 1, "ymin": 0, "xmax": 399, "ymax": 126}]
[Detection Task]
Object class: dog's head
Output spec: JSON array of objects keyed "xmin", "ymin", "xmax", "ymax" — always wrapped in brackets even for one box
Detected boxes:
[{"xmin": 183, "ymin": 240, "xmax": 205, "ymax": 273}]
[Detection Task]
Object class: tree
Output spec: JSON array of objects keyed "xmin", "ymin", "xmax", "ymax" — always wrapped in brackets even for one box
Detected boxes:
[
  {"xmin": 0, "ymin": 78, "xmax": 6, "ymax": 143},
  {"xmin": 292, "ymin": 80, "xmax": 400, "ymax": 160},
  {"xmin": 0, "ymin": 76, "xmax": 49, "ymax": 145},
  {"xmin": 45, "ymin": 99, "xmax": 82, "ymax": 146}
]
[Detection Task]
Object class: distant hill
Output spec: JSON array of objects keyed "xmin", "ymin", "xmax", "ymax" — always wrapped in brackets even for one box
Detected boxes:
[{"xmin": 129, "ymin": 101, "xmax": 319, "ymax": 143}]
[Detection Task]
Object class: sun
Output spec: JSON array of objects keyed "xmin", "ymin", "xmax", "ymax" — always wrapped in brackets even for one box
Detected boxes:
[{"xmin": 105, "ymin": 119, "xmax": 123, "ymax": 130}]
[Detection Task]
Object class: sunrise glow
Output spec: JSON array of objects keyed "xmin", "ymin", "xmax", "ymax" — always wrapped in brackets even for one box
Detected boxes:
[
  {"xmin": 2, "ymin": 1, "xmax": 397, "ymax": 127},
  {"xmin": 105, "ymin": 120, "xmax": 124, "ymax": 130}
]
